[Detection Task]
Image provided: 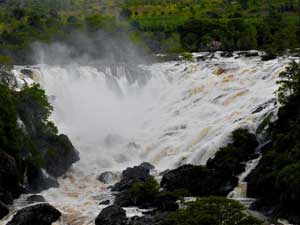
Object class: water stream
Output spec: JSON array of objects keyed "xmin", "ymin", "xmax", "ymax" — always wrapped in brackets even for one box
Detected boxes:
[{"xmin": 2, "ymin": 53, "xmax": 292, "ymax": 224}]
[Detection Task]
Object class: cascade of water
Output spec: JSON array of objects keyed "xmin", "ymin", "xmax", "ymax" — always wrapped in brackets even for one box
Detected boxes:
[{"xmin": 5, "ymin": 54, "xmax": 292, "ymax": 225}]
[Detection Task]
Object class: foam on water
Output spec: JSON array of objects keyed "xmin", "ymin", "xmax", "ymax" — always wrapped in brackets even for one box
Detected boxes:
[{"xmin": 2, "ymin": 53, "xmax": 292, "ymax": 224}]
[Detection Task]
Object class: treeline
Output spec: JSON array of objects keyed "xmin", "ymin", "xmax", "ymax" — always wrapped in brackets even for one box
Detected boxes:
[
  {"xmin": 0, "ymin": 6, "xmax": 123, "ymax": 64},
  {"xmin": 178, "ymin": 12, "xmax": 299, "ymax": 53}
]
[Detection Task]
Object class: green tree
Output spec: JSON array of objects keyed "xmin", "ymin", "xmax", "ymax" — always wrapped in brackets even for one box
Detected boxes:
[
  {"xmin": 162, "ymin": 197, "xmax": 263, "ymax": 225},
  {"xmin": 277, "ymin": 60, "xmax": 300, "ymax": 103},
  {"xmin": 128, "ymin": 177, "xmax": 159, "ymax": 205},
  {"xmin": 0, "ymin": 83, "xmax": 22, "ymax": 157}
]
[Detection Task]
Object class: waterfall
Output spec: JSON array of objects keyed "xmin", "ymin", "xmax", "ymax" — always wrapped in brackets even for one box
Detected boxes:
[{"xmin": 7, "ymin": 53, "xmax": 291, "ymax": 225}]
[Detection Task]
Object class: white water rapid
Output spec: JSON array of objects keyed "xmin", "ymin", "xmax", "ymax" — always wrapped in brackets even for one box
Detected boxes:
[{"xmin": 2, "ymin": 52, "xmax": 293, "ymax": 225}]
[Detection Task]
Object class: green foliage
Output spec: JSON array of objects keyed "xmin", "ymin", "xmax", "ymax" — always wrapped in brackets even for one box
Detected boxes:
[
  {"xmin": 181, "ymin": 52, "xmax": 193, "ymax": 61},
  {"xmin": 0, "ymin": 55, "xmax": 14, "ymax": 71},
  {"xmin": 0, "ymin": 76, "xmax": 59, "ymax": 173},
  {"xmin": 0, "ymin": 0, "xmax": 298, "ymax": 60},
  {"xmin": 0, "ymin": 83, "xmax": 22, "ymax": 157},
  {"xmin": 276, "ymin": 163, "xmax": 300, "ymax": 206},
  {"xmin": 85, "ymin": 14, "xmax": 117, "ymax": 32},
  {"xmin": 162, "ymin": 197, "xmax": 263, "ymax": 225},
  {"xmin": 128, "ymin": 177, "xmax": 159, "ymax": 205},
  {"xmin": 247, "ymin": 61, "xmax": 300, "ymax": 223},
  {"xmin": 277, "ymin": 61, "xmax": 300, "ymax": 104},
  {"xmin": 207, "ymin": 129, "xmax": 258, "ymax": 177},
  {"xmin": 16, "ymin": 83, "xmax": 56, "ymax": 138}
]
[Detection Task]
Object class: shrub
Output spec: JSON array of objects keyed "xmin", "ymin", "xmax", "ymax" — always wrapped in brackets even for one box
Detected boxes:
[
  {"xmin": 128, "ymin": 177, "xmax": 159, "ymax": 206},
  {"xmin": 162, "ymin": 197, "xmax": 263, "ymax": 225}
]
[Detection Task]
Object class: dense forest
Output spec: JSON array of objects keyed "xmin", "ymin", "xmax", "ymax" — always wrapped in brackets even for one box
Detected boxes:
[{"xmin": 0, "ymin": 0, "xmax": 299, "ymax": 64}]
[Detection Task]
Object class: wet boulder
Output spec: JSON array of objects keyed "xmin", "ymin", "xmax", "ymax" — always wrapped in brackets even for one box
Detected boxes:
[
  {"xmin": 161, "ymin": 164, "xmax": 237, "ymax": 197},
  {"xmin": 99, "ymin": 199, "xmax": 110, "ymax": 205},
  {"xmin": 112, "ymin": 166, "xmax": 151, "ymax": 192},
  {"xmin": 220, "ymin": 51, "xmax": 233, "ymax": 58},
  {"xmin": 26, "ymin": 164, "xmax": 59, "ymax": 193},
  {"xmin": 97, "ymin": 171, "xmax": 120, "ymax": 184},
  {"xmin": 26, "ymin": 195, "xmax": 46, "ymax": 203},
  {"xmin": 95, "ymin": 205, "xmax": 127, "ymax": 225},
  {"xmin": 43, "ymin": 134, "xmax": 79, "ymax": 178},
  {"xmin": 6, "ymin": 203, "xmax": 61, "ymax": 225},
  {"xmin": 20, "ymin": 69, "xmax": 33, "ymax": 78},
  {"xmin": 0, "ymin": 201, "xmax": 9, "ymax": 219},
  {"xmin": 237, "ymin": 51, "xmax": 259, "ymax": 57},
  {"xmin": 0, "ymin": 152, "xmax": 23, "ymax": 203},
  {"xmin": 139, "ymin": 162, "xmax": 155, "ymax": 171}
]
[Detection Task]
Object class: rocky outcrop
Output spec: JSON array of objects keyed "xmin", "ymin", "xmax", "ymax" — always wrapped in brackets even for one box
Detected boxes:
[
  {"xmin": 43, "ymin": 134, "xmax": 79, "ymax": 178},
  {"xmin": 0, "ymin": 152, "xmax": 23, "ymax": 205},
  {"xmin": 6, "ymin": 203, "xmax": 61, "ymax": 225},
  {"xmin": 26, "ymin": 163, "xmax": 59, "ymax": 193},
  {"xmin": 112, "ymin": 165, "xmax": 151, "ymax": 192},
  {"xmin": 161, "ymin": 164, "xmax": 237, "ymax": 197},
  {"xmin": 26, "ymin": 195, "xmax": 46, "ymax": 203},
  {"xmin": 99, "ymin": 199, "xmax": 110, "ymax": 205},
  {"xmin": 127, "ymin": 212, "xmax": 170, "ymax": 225},
  {"xmin": 95, "ymin": 205, "xmax": 127, "ymax": 225},
  {"xmin": 0, "ymin": 201, "xmax": 9, "ymax": 219},
  {"xmin": 97, "ymin": 171, "xmax": 120, "ymax": 184},
  {"xmin": 139, "ymin": 162, "xmax": 155, "ymax": 171}
]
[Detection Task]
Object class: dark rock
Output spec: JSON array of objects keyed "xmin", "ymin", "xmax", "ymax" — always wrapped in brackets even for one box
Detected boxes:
[
  {"xmin": 95, "ymin": 205, "xmax": 127, "ymax": 225},
  {"xmin": 220, "ymin": 51, "xmax": 233, "ymax": 58},
  {"xmin": 43, "ymin": 134, "xmax": 79, "ymax": 178},
  {"xmin": 99, "ymin": 200, "xmax": 110, "ymax": 205},
  {"xmin": 159, "ymin": 169, "xmax": 170, "ymax": 176},
  {"xmin": 161, "ymin": 165, "xmax": 237, "ymax": 197},
  {"xmin": 0, "ymin": 152, "xmax": 23, "ymax": 202},
  {"xmin": 6, "ymin": 203, "xmax": 61, "ymax": 225},
  {"xmin": 114, "ymin": 190, "xmax": 133, "ymax": 207},
  {"xmin": 139, "ymin": 162, "xmax": 155, "ymax": 171},
  {"xmin": 248, "ymin": 153, "xmax": 261, "ymax": 161},
  {"xmin": 153, "ymin": 192, "xmax": 179, "ymax": 211},
  {"xmin": 0, "ymin": 191, "xmax": 13, "ymax": 205},
  {"xmin": 0, "ymin": 201, "xmax": 9, "ymax": 219},
  {"xmin": 261, "ymin": 53, "xmax": 277, "ymax": 61},
  {"xmin": 26, "ymin": 195, "xmax": 46, "ymax": 203},
  {"xmin": 237, "ymin": 51, "xmax": 259, "ymax": 57},
  {"xmin": 26, "ymin": 164, "xmax": 59, "ymax": 193},
  {"xmin": 112, "ymin": 166, "xmax": 151, "ymax": 192},
  {"xmin": 20, "ymin": 69, "xmax": 33, "ymax": 78},
  {"xmin": 127, "ymin": 211, "xmax": 170, "ymax": 225},
  {"xmin": 206, "ymin": 129, "xmax": 258, "ymax": 177},
  {"xmin": 97, "ymin": 171, "xmax": 120, "ymax": 184},
  {"xmin": 196, "ymin": 55, "xmax": 207, "ymax": 61},
  {"xmin": 127, "ymin": 216, "xmax": 154, "ymax": 225}
]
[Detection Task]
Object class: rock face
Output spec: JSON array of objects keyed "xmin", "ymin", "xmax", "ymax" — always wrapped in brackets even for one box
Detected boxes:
[
  {"xmin": 139, "ymin": 162, "xmax": 155, "ymax": 171},
  {"xmin": 6, "ymin": 203, "xmax": 61, "ymax": 225},
  {"xmin": 0, "ymin": 201, "xmax": 9, "ymax": 219},
  {"xmin": 99, "ymin": 199, "xmax": 110, "ymax": 205},
  {"xmin": 112, "ymin": 166, "xmax": 151, "ymax": 192},
  {"xmin": 26, "ymin": 195, "xmax": 46, "ymax": 203},
  {"xmin": 127, "ymin": 212, "xmax": 170, "ymax": 225},
  {"xmin": 95, "ymin": 205, "xmax": 127, "ymax": 225},
  {"xmin": 98, "ymin": 171, "xmax": 120, "ymax": 184},
  {"xmin": 161, "ymin": 164, "xmax": 237, "ymax": 197},
  {"xmin": 43, "ymin": 134, "xmax": 79, "ymax": 178},
  {"xmin": 26, "ymin": 164, "xmax": 59, "ymax": 193},
  {"xmin": 0, "ymin": 152, "xmax": 23, "ymax": 204}
]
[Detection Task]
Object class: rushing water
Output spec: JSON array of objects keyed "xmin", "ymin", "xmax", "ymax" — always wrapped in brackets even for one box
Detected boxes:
[{"xmin": 2, "ymin": 53, "xmax": 292, "ymax": 224}]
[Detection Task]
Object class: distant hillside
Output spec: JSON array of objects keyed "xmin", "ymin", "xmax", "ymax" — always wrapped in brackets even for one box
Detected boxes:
[{"xmin": 0, "ymin": 0, "xmax": 299, "ymax": 64}]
